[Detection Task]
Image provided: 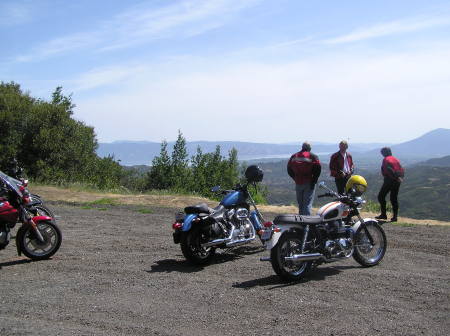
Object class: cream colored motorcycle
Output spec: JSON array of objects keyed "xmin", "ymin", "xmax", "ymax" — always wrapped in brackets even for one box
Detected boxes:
[{"xmin": 260, "ymin": 177, "xmax": 386, "ymax": 281}]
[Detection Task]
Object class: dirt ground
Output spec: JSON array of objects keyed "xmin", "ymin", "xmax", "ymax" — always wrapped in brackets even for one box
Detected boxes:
[{"xmin": 0, "ymin": 201, "xmax": 449, "ymax": 336}]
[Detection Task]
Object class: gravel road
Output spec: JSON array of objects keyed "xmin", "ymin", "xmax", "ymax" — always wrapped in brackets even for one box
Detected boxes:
[{"xmin": 1, "ymin": 203, "xmax": 449, "ymax": 336}]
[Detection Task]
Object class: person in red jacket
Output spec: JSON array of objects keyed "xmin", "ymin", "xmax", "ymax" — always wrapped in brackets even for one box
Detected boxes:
[
  {"xmin": 376, "ymin": 147, "xmax": 405, "ymax": 222},
  {"xmin": 329, "ymin": 140, "xmax": 354, "ymax": 194},
  {"xmin": 287, "ymin": 142, "xmax": 322, "ymax": 215}
]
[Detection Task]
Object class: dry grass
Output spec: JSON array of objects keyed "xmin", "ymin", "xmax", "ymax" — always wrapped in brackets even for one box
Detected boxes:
[{"xmin": 31, "ymin": 185, "xmax": 449, "ymax": 226}]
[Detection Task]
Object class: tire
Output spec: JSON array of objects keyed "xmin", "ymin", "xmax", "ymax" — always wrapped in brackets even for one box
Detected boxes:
[
  {"xmin": 180, "ymin": 226, "xmax": 216, "ymax": 265},
  {"xmin": 270, "ymin": 232, "xmax": 312, "ymax": 281},
  {"xmin": 34, "ymin": 205, "xmax": 55, "ymax": 218},
  {"xmin": 353, "ymin": 221, "xmax": 387, "ymax": 267},
  {"xmin": 18, "ymin": 220, "xmax": 62, "ymax": 260}
]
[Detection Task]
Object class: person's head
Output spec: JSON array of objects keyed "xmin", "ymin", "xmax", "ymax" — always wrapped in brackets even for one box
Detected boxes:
[
  {"xmin": 301, "ymin": 142, "xmax": 311, "ymax": 152},
  {"xmin": 380, "ymin": 147, "xmax": 392, "ymax": 157},
  {"xmin": 339, "ymin": 140, "xmax": 348, "ymax": 152}
]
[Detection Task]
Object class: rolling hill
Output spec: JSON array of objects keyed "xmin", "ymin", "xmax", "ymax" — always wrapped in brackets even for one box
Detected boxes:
[
  {"xmin": 257, "ymin": 157, "xmax": 450, "ymax": 221},
  {"xmin": 98, "ymin": 128, "xmax": 449, "ymax": 166}
]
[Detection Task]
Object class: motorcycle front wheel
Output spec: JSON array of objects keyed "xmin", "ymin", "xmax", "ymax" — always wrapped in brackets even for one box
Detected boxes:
[
  {"xmin": 17, "ymin": 220, "xmax": 62, "ymax": 260},
  {"xmin": 180, "ymin": 226, "xmax": 216, "ymax": 265},
  {"xmin": 33, "ymin": 205, "xmax": 55, "ymax": 218},
  {"xmin": 270, "ymin": 232, "xmax": 312, "ymax": 281},
  {"xmin": 353, "ymin": 221, "xmax": 386, "ymax": 267}
]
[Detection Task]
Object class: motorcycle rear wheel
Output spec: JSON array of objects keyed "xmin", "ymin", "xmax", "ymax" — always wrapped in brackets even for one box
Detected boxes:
[
  {"xmin": 271, "ymin": 232, "xmax": 312, "ymax": 281},
  {"xmin": 353, "ymin": 221, "xmax": 386, "ymax": 267},
  {"xmin": 180, "ymin": 226, "xmax": 216, "ymax": 265},
  {"xmin": 17, "ymin": 220, "xmax": 62, "ymax": 260}
]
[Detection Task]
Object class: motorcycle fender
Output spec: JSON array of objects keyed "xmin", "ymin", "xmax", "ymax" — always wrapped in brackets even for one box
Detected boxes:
[
  {"xmin": 181, "ymin": 214, "xmax": 199, "ymax": 232},
  {"xmin": 351, "ymin": 218, "xmax": 378, "ymax": 232},
  {"xmin": 264, "ymin": 224, "xmax": 303, "ymax": 250},
  {"xmin": 32, "ymin": 215, "xmax": 53, "ymax": 223}
]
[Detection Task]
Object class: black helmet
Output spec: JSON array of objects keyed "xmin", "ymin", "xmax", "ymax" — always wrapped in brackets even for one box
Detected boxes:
[{"xmin": 245, "ymin": 165, "xmax": 263, "ymax": 183}]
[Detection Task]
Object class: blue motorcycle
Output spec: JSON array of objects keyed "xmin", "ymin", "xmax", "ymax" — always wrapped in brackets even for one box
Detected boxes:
[{"xmin": 171, "ymin": 165, "xmax": 266, "ymax": 265}]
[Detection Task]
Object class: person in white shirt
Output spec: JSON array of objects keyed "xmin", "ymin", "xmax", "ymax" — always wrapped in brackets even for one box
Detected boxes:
[{"xmin": 329, "ymin": 140, "xmax": 355, "ymax": 194}]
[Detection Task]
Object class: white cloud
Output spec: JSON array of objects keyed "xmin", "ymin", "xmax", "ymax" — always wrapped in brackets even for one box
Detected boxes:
[
  {"xmin": 74, "ymin": 45, "xmax": 450, "ymax": 143},
  {"xmin": 14, "ymin": 0, "xmax": 261, "ymax": 61},
  {"xmin": 324, "ymin": 15, "xmax": 450, "ymax": 44}
]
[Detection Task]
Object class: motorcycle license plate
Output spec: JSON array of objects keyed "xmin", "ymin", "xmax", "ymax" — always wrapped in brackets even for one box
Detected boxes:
[{"xmin": 261, "ymin": 230, "xmax": 272, "ymax": 241}]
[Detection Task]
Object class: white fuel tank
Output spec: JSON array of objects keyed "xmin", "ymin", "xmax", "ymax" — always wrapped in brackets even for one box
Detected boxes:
[{"xmin": 317, "ymin": 201, "xmax": 349, "ymax": 221}]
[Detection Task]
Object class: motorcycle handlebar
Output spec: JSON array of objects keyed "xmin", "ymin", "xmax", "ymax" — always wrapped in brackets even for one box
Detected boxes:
[{"xmin": 318, "ymin": 193, "xmax": 335, "ymax": 198}]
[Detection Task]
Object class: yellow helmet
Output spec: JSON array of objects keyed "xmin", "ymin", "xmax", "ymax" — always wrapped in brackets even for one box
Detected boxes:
[{"xmin": 345, "ymin": 175, "xmax": 367, "ymax": 196}]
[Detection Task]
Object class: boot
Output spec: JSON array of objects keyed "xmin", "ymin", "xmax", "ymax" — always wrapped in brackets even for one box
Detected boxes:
[
  {"xmin": 376, "ymin": 203, "xmax": 387, "ymax": 220},
  {"xmin": 391, "ymin": 206, "xmax": 398, "ymax": 222}
]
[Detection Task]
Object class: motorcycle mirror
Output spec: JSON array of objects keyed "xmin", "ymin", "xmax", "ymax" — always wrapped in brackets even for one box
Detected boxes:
[{"xmin": 210, "ymin": 186, "xmax": 221, "ymax": 193}]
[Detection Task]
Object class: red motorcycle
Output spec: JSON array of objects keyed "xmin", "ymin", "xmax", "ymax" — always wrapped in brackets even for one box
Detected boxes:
[{"xmin": 0, "ymin": 171, "xmax": 61, "ymax": 260}]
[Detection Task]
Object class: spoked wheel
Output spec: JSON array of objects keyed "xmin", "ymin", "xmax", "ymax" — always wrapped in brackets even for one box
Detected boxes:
[
  {"xmin": 18, "ymin": 220, "xmax": 62, "ymax": 260},
  {"xmin": 180, "ymin": 226, "xmax": 216, "ymax": 265},
  {"xmin": 353, "ymin": 221, "xmax": 386, "ymax": 267},
  {"xmin": 270, "ymin": 232, "xmax": 312, "ymax": 281}
]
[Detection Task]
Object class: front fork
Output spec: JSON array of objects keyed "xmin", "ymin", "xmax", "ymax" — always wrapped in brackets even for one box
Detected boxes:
[
  {"xmin": 21, "ymin": 206, "xmax": 45, "ymax": 243},
  {"xmin": 357, "ymin": 215, "xmax": 375, "ymax": 245}
]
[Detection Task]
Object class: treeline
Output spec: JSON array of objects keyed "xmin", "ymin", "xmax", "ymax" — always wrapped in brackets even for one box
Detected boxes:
[
  {"xmin": 0, "ymin": 82, "xmax": 123, "ymax": 189},
  {"xmin": 146, "ymin": 131, "xmax": 242, "ymax": 198},
  {"xmin": 0, "ymin": 82, "xmax": 247, "ymax": 199}
]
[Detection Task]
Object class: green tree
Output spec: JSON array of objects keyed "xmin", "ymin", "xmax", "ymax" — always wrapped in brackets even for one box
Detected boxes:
[
  {"xmin": 0, "ymin": 82, "xmax": 124, "ymax": 189},
  {"xmin": 147, "ymin": 140, "xmax": 172, "ymax": 189},
  {"xmin": 171, "ymin": 130, "xmax": 189, "ymax": 191},
  {"xmin": 190, "ymin": 146, "xmax": 208, "ymax": 193}
]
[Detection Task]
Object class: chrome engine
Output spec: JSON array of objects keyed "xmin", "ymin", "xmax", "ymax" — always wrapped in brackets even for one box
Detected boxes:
[
  {"xmin": 324, "ymin": 238, "xmax": 353, "ymax": 258},
  {"xmin": 323, "ymin": 219, "xmax": 354, "ymax": 258},
  {"xmin": 201, "ymin": 207, "xmax": 256, "ymax": 248},
  {"xmin": 227, "ymin": 208, "xmax": 254, "ymax": 240}
]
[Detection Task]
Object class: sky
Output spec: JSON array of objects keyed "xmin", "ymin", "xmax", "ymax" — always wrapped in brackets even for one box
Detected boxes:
[{"xmin": 2, "ymin": 0, "xmax": 450, "ymax": 144}]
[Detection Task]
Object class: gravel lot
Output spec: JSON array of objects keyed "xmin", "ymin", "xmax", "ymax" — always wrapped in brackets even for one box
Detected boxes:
[{"xmin": 1, "ymin": 203, "xmax": 449, "ymax": 336}]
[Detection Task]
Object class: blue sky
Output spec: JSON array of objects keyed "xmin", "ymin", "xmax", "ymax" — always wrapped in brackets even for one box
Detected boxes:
[{"xmin": 2, "ymin": 0, "xmax": 450, "ymax": 144}]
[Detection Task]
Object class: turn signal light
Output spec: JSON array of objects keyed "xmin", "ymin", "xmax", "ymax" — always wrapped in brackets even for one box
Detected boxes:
[
  {"xmin": 274, "ymin": 227, "xmax": 281, "ymax": 232},
  {"xmin": 172, "ymin": 222, "xmax": 182, "ymax": 230}
]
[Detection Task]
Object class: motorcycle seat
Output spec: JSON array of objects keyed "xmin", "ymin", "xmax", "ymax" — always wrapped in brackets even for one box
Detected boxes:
[
  {"xmin": 184, "ymin": 203, "xmax": 213, "ymax": 215},
  {"xmin": 273, "ymin": 214, "xmax": 322, "ymax": 225}
]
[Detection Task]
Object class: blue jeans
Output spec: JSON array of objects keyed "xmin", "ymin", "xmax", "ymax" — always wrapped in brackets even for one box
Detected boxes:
[{"xmin": 296, "ymin": 183, "xmax": 316, "ymax": 215}]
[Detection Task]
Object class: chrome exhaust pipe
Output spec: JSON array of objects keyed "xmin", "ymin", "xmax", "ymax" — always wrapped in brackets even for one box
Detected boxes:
[
  {"xmin": 225, "ymin": 236, "xmax": 255, "ymax": 247},
  {"xmin": 284, "ymin": 253, "xmax": 324, "ymax": 261},
  {"xmin": 201, "ymin": 238, "xmax": 231, "ymax": 248}
]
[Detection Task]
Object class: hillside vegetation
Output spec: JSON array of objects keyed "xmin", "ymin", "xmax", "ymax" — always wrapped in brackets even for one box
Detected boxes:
[
  {"xmin": 0, "ymin": 82, "xmax": 244, "ymax": 201},
  {"xmin": 257, "ymin": 159, "xmax": 450, "ymax": 221}
]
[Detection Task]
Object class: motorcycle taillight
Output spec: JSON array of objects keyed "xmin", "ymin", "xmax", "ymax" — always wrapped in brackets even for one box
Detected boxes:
[
  {"xmin": 172, "ymin": 222, "xmax": 182, "ymax": 230},
  {"xmin": 263, "ymin": 221, "xmax": 273, "ymax": 228}
]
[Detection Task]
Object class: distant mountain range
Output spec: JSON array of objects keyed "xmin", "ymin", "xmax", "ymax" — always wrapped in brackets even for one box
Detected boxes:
[
  {"xmin": 417, "ymin": 155, "xmax": 450, "ymax": 167},
  {"xmin": 97, "ymin": 128, "xmax": 450, "ymax": 166}
]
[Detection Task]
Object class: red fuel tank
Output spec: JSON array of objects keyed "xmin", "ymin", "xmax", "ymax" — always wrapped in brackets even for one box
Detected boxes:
[{"xmin": 0, "ymin": 200, "xmax": 18, "ymax": 223}]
